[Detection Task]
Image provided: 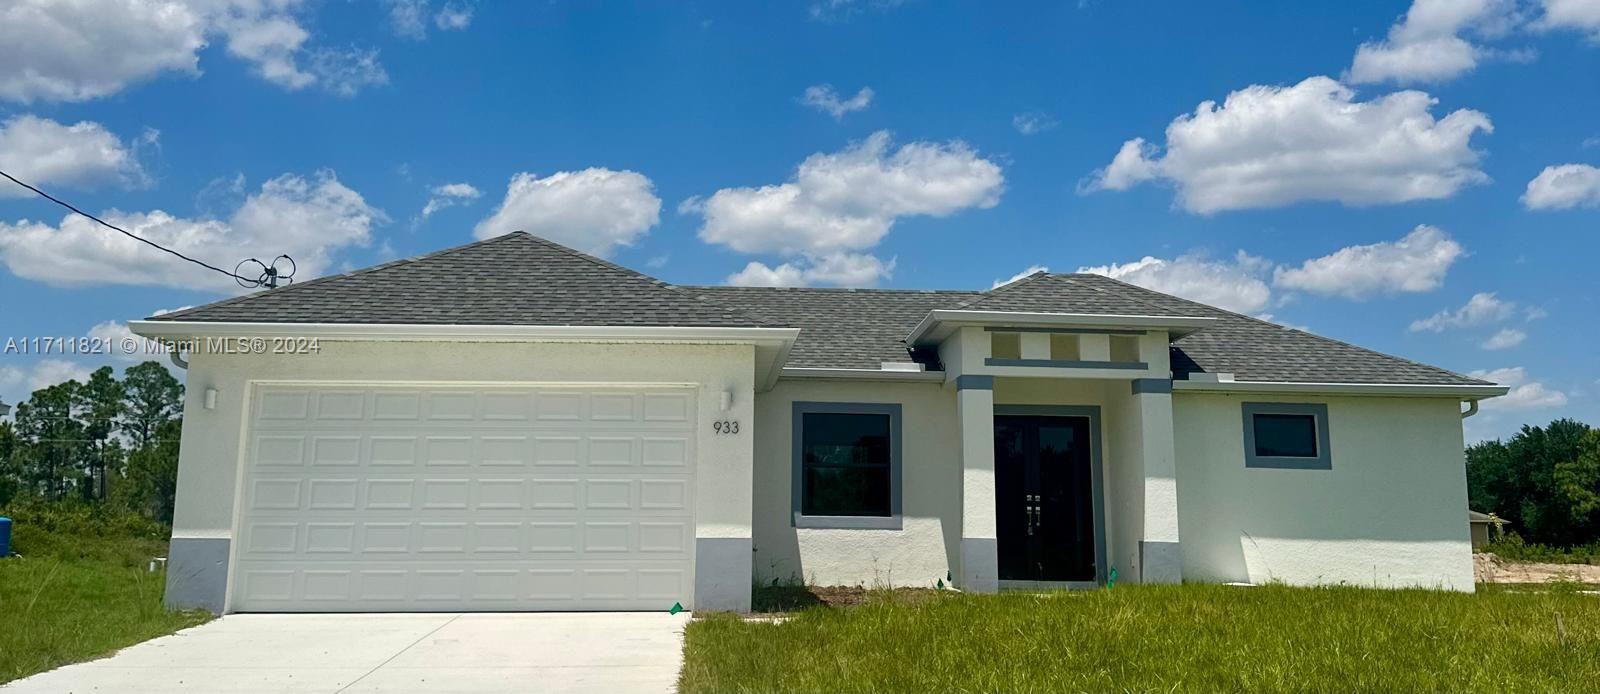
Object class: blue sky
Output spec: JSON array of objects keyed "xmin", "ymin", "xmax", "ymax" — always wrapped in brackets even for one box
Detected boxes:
[{"xmin": 0, "ymin": 0, "xmax": 1596, "ymax": 441}]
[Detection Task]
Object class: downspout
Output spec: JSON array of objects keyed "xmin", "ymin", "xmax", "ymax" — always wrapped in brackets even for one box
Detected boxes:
[
  {"xmin": 1461, "ymin": 400, "xmax": 1479, "ymax": 419},
  {"xmin": 168, "ymin": 348, "xmax": 188, "ymax": 370}
]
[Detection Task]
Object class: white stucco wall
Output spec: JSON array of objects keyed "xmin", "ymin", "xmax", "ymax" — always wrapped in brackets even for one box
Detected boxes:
[
  {"xmin": 752, "ymin": 379, "xmax": 961, "ymax": 588},
  {"xmin": 1172, "ymin": 392, "xmax": 1474, "ymax": 591},
  {"xmin": 171, "ymin": 340, "xmax": 757, "ymax": 543}
]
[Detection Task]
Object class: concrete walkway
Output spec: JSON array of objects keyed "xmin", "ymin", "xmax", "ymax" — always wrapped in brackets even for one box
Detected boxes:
[{"xmin": 3, "ymin": 612, "xmax": 690, "ymax": 693}]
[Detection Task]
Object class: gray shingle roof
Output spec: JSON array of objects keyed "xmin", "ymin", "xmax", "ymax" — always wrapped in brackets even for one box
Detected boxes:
[
  {"xmin": 154, "ymin": 233, "xmax": 1486, "ymax": 386},
  {"xmin": 151, "ymin": 232, "xmax": 774, "ymax": 328}
]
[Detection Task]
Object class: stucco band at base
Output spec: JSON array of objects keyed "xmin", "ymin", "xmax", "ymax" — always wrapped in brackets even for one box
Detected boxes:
[
  {"xmin": 165, "ymin": 537, "xmax": 230, "ymax": 613},
  {"xmin": 695, "ymin": 538, "xmax": 753, "ymax": 612},
  {"xmin": 1140, "ymin": 540, "xmax": 1182, "ymax": 583},
  {"xmin": 960, "ymin": 538, "xmax": 998, "ymax": 592}
]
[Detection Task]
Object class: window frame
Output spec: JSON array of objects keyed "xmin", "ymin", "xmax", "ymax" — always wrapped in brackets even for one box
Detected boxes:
[
  {"xmin": 1241, "ymin": 402, "xmax": 1332, "ymax": 470},
  {"xmin": 791, "ymin": 401, "xmax": 903, "ymax": 529}
]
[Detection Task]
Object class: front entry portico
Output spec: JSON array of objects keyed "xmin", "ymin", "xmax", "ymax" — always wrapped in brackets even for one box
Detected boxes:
[{"xmin": 994, "ymin": 407, "xmax": 1106, "ymax": 586}]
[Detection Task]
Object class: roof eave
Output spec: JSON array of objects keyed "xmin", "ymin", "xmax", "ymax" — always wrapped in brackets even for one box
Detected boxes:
[
  {"xmin": 905, "ymin": 309, "xmax": 1216, "ymax": 346},
  {"xmin": 1172, "ymin": 379, "xmax": 1509, "ymax": 399}
]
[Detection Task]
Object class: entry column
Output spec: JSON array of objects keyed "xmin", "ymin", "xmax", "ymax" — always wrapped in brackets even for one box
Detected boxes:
[
  {"xmin": 1131, "ymin": 378, "xmax": 1182, "ymax": 583},
  {"xmin": 955, "ymin": 375, "xmax": 999, "ymax": 592}
]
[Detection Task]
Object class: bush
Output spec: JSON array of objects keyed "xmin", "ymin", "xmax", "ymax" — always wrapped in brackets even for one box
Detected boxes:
[
  {"xmin": 1484, "ymin": 533, "xmax": 1600, "ymax": 565},
  {"xmin": 0, "ymin": 499, "xmax": 170, "ymax": 567}
]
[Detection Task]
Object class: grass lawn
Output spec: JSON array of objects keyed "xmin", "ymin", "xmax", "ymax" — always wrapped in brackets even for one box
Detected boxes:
[
  {"xmin": 681, "ymin": 583, "xmax": 1600, "ymax": 694},
  {"xmin": 0, "ymin": 507, "xmax": 211, "ymax": 684}
]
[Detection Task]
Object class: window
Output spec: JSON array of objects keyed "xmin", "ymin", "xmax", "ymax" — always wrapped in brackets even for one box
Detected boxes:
[
  {"xmin": 1049, "ymin": 333, "xmax": 1080, "ymax": 360},
  {"xmin": 792, "ymin": 402, "xmax": 902, "ymax": 529},
  {"xmin": 1109, "ymin": 334, "xmax": 1141, "ymax": 363},
  {"xmin": 991, "ymin": 332, "xmax": 1021, "ymax": 360},
  {"xmin": 1242, "ymin": 402, "xmax": 1331, "ymax": 469}
]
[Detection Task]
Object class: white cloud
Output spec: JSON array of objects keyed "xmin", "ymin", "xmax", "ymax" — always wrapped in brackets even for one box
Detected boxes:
[
  {"xmin": 688, "ymin": 131, "xmax": 1003, "ymax": 257},
  {"xmin": 1482, "ymin": 328, "xmax": 1528, "ymax": 350},
  {"xmin": 725, "ymin": 252, "xmax": 895, "ymax": 288},
  {"xmin": 1012, "ymin": 112, "xmax": 1058, "ymax": 135},
  {"xmin": 993, "ymin": 265, "xmax": 1047, "ymax": 289},
  {"xmin": 87, "ymin": 307, "xmax": 189, "ymax": 362},
  {"xmin": 801, "ymin": 84, "xmax": 874, "ymax": 119},
  {"xmin": 1470, "ymin": 366, "xmax": 1568, "ymax": 410},
  {"xmin": 1273, "ymin": 225, "xmax": 1463, "ymax": 300},
  {"xmin": 1346, "ymin": 0, "xmax": 1522, "ymax": 84},
  {"xmin": 1408, "ymin": 292, "xmax": 1517, "ymax": 332},
  {"xmin": 1084, "ymin": 76, "xmax": 1492, "ymax": 213},
  {"xmin": 434, "ymin": 2, "xmax": 473, "ymax": 30},
  {"xmin": 1521, "ymin": 163, "xmax": 1600, "ymax": 209},
  {"xmin": 417, "ymin": 181, "xmax": 482, "ymax": 223},
  {"xmin": 0, "ymin": 170, "xmax": 382, "ymax": 290},
  {"xmin": 1532, "ymin": 0, "xmax": 1600, "ymax": 40},
  {"xmin": 474, "ymin": 169, "xmax": 661, "ymax": 257},
  {"xmin": 384, "ymin": 0, "xmax": 472, "ymax": 39},
  {"xmin": 0, "ymin": 358, "xmax": 94, "ymax": 400},
  {"xmin": 0, "ymin": 115, "xmax": 155, "ymax": 196},
  {"xmin": 1077, "ymin": 252, "xmax": 1274, "ymax": 315},
  {"xmin": 0, "ymin": 0, "xmax": 387, "ymax": 103},
  {"xmin": 808, "ymin": 0, "xmax": 908, "ymax": 21}
]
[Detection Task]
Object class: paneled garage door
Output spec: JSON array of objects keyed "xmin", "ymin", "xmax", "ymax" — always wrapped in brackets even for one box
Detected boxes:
[{"xmin": 231, "ymin": 385, "xmax": 697, "ymax": 612}]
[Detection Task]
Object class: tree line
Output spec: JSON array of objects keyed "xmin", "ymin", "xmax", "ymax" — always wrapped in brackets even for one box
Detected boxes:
[
  {"xmin": 1467, "ymin": 418, "xmax": 1600, "ymax": 548},
  {"xmin": 0, "ymin": 361, "xmax": 184, "ymax": 524}
]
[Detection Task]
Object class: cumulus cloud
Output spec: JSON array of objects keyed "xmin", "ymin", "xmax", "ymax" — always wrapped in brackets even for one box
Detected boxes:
[
  {"xmin": 801, "ymin": 84, "xmax": 874, "ymax": 119},
  {"xmin": 0, "ymin": 116, "xmax": 156, "ymax": 196},
  {"xmin": 0, "ymin": 170, "xmax": 382, "ymax": 290},
  {"xmin": 1273, "ymin": 225, "xmax": 1463, "ymax": 300},
  {"xmin": 474, "ymin": 169, "xmax": 661, "ymax": 257},
  {"xmin": 993, "ymin": 265, "xmax": 1047, "ymax": 289},
  {"xmin": 0, "ymin": 359, "xmax": 93, "ymax": 396},
  {"xmin": 1482, "ymin": 328, "xmax": 1528, "ymax": 350},
  {"xmin": 416, "ymin": 182, "xmax": 482, "ymax": 225},
  {"xmin": 1470, "ymin": 366, "xmax": 1568, "ymax": 410},
  {"xmin": 1522, "ymin": 163, "xmax": 1600, "ymax": 209},
  {"xmin": 384, "ymin": 0, "xmax": 473, "ymax": 39},
  {"xmin": 1347, "ymin": 0, "xmax": 1524, "ymax": 84},
  {"xmin": 0, "ymin": 0, "xmax": 387, "ymax": 103},
  {"xmin": 1531, "ymin": 0, "xmax": 1600, "ymax": 40},
  {"xmin": 687, "ymin": 131, "xmax": 1003, "ymax": 258},
  {"xmin": 434, "ymin": 2, "xmax": 474, "ymax": 30},
  {"xmin": 1012, "ymin": 112, "xmax": 1058, "ymax": 135},
  {"xmin": 1409, "ymin": 292, "xmax": 1517, "ymax": 332},
  {"xmin": 1083, "ymin": 76, "xmax": 1492, "ymax": 214},
  {"xmin": 725, "ymin": 253, "xmax": 895, "ymax": 288},
  {"xmin": 1077, "ymin": 252, "xmax": 1274, "ymax": 315}
]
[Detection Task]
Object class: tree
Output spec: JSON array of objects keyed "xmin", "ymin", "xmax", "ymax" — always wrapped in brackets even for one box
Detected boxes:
[
  {"xmin": 0, "ymin": 421, "xmax": 19, "ymax": 505},
  {"xmin": 121, "ymin": 361, "xmax": 182, "ymax": 449},
  {"xmin": 12, "ymin": 381, "xmax": 87, "ymax": 500},
  {"xmin": 117, "ymin": 418, "xmax": 182, "ymax": 523},
  {"xmin": 77, "ymin": 366, "xmax": 125, "ymax": 500},
  {"xmin": 1467, "ymin": 418, "xmax": 1597, "ymax": 546},
  {"xmin": 1553, "ymin": 429, "xmax": 1600, "ymax": 534}
]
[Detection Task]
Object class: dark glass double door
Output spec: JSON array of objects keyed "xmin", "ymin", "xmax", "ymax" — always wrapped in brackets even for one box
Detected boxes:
[{"xmin": 995, "ymin": 414, "xmax": 1097, "ymax": 582}]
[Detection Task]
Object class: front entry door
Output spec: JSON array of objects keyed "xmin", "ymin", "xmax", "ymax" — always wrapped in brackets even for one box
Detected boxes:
[{"xmin": 994, "ymin": 414, "xmax": 1097, "ymax": 583}]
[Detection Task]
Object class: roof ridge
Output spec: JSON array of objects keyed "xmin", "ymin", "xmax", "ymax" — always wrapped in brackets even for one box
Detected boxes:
[
  {"xmin": 152, "ymin": 232, "xmax": 523, "ymax": 321},
  {"xmin": 510, "ymin": 233, "xmax": 780, "ymax": 327},
  {"xmin": 684, "ymin": 285, "xmax": 981, "ymax": 296},
  {"xmin": 948, "ymin": 270, "xmax": 1052, "ymax": 310},
  {"xmin": 1070, "ymin": 273, "xmax": 1492, "ymax": 385},
  {"xmin": 1055, "ymin": 273, "xmax": 1191, "ymax": 317}
]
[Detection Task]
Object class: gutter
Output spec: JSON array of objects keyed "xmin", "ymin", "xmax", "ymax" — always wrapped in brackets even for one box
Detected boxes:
[
  {"xmin": 128, "ymin": 320, "xmax": 802, "ymax": 345},
  {"xmin": 781, "ymin": 367, "xmax": 946, "ymax": 383},
  {"xmin": 1172, "ymin": 379, "xmax": 1509, "ymax": 399}
]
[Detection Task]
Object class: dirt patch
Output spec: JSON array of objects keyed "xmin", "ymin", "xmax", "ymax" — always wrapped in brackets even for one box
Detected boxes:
[
  {"xmin": 750, "ymin": 585, "xmax": 951, "ymax": 613},
  {"xmin": 1475, "ymin": 553, "xmax": 1600, "ymax": 584}
]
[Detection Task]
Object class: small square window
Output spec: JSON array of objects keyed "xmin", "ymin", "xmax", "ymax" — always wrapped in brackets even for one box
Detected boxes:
[
  {"xmin": 991, "ymin": 332, "xmax": 1021, "ymax": 360},
  {"xmin": 1049, "ymin": 333, "xmax": 1080, "ymax": 361},
  {"xmin": 1109, "ymin": 334, "xmax": 1141, "ymax": 363},
  {"xmin": 1242, "ymin": 403, "xmax": 1331, "ymax": 469},
  {"xmin": 793, "ymin": 402, "xmax": 902, "ymax": 529}
]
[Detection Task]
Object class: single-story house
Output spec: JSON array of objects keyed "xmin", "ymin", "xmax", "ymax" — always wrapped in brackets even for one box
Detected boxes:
[
  {"xmin": 1468, "ymin": 510, "xmax": 1508, "ymax": 550},
  {"xmin": 131, "ymin": 232, "xmax": 1508, "ymax": 613}
]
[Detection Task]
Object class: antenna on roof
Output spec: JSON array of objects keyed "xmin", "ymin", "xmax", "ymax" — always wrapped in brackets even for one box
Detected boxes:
[{"xmin": 235, "ymin": 255, "xmax": 297, "ymax": 289}]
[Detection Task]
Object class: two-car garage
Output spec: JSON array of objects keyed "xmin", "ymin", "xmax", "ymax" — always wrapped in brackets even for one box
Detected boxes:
[{"xmin": 230, "ymin": 384, "xmax": 698, "ymax": 612}]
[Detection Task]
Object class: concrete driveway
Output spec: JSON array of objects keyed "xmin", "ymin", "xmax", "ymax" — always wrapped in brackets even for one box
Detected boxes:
[{"xmin": 3, "ymin": 612, "xmax": 690, "ymax": 694}]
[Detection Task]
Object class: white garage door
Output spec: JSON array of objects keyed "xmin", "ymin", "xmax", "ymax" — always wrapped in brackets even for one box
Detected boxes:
[{"xmin": 231, "ymin": 385, "xmax": 697, "ymax": 612}]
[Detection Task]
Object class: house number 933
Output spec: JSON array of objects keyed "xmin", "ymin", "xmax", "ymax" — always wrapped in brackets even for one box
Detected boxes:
[{"xmin": 713, "ymin": 420, "xmax": 740, "ymax": 435}]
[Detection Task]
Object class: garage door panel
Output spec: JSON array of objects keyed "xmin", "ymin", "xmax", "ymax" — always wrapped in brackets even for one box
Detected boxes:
[{"xmin": 233, "ymin": 385, "xmax": 697, "ymax": 612}]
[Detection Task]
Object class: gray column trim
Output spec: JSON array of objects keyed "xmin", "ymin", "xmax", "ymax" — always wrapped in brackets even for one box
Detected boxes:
[
  {"xmin": 991, "ymin": 405, "xmax": 1109, "ymax": 586},
  {"xmin": 165, "ymin": 537, "xmax": 230, "ymax": 613},
  {"xmin": 959, "ymin": 538, "xmax": 999, "ymax": 593},
  {"xmin": 985, "ymin": 358, "xmax": 1149, "ymax": 370},
  {"xmin": 1242, "ymin": 402, "xmax": 1332, "ymax": 470},
  {"xmin": 1140, "ymin": 540, "xmax": 1183, "ymax": 584},
  {"xmin": 1131, "ymin": 378, "xmax": 1173, "ymax": 394},
  {"xmin": 954, "ymin": 375, "xmax": 994, "ymax": 391},
  {"xmin": 695, "ymin": 537, "xmax": 753, "ymax": 613},
  {"xmin": 791, "ymin": 401, "xmax": 903, "ymax": 529},
  {"xmin": 983, "ymin": 326, "xmax": 1149, "ymax": 336}
]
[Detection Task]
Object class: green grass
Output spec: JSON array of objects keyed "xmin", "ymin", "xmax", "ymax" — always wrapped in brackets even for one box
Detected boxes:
[
  {"xmin": 0, "ymin": 504, "xmax": 211, "ymax": 684},
  {"xmin": 680, "ymin": 584, "xmax": 1600, "ymax": 694},
  {"xmin": 1486, "ymin": 535, "xmax": 1600, "ymax": 565}
]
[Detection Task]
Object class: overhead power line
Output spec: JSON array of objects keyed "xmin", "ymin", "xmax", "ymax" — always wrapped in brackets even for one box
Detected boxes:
[{"xmin": 0, "ymin": 168, "xmax": 295, "ymax": 289}]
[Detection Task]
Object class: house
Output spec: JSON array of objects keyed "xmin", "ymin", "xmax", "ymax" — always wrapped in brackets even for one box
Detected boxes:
[
  {"xmin": 130, "ymin": 232, "xmax": 1508, "ymax": 614},
  {"xmin": 1468, "ymin": 510, "xmax": 1507, "ymax": 550}
]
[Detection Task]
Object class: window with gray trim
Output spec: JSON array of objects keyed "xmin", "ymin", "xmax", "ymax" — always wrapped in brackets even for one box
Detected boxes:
[
  {"xmin": 1242, "ymin": 402, "xmax": 1331, "ymax": 469},
  {"xmin": 792, "ymin": 402, "xmax": 902, "ymax": 529}
]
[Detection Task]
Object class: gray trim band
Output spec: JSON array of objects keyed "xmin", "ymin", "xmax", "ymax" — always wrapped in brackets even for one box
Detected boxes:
[
  {"xmin": 1140, "ymin": 540, "xmax": 1183, "ymax": 584},
  {"xmin": 1242, "ymin": 401, "xmax": 1333, "ymax": 470},
  {"xmin": 983, "ymin": 326, "xmax": 1148, "ymax": 335},
  {"xmin": 960, "ymin": 538, "xmax": 999, "ymax": 593},
  {"xmin": 791, "ymin": 401, "xmax": 904, "ymax": 530},
  {"xmin": 955, "ymin": 375, "xmax": 995, "ymax": 391},
  {"xmin": 985, "ymin": 358, "xmax": 1148, "ymax": 370},
  {"xmin": 991, "ymin": 405, "xmax": 1109, "ymax": 586},
  {"xmin": 165, "ymin": 537, "xmax": 230, "ymax": 613},
  {"xmin": 695, "ymin": 537, "xmax": 753, "ymax": 613},
  {"xmin": 1131, "ymin": 378, "xmax": 1173, "ymax": 394}
]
